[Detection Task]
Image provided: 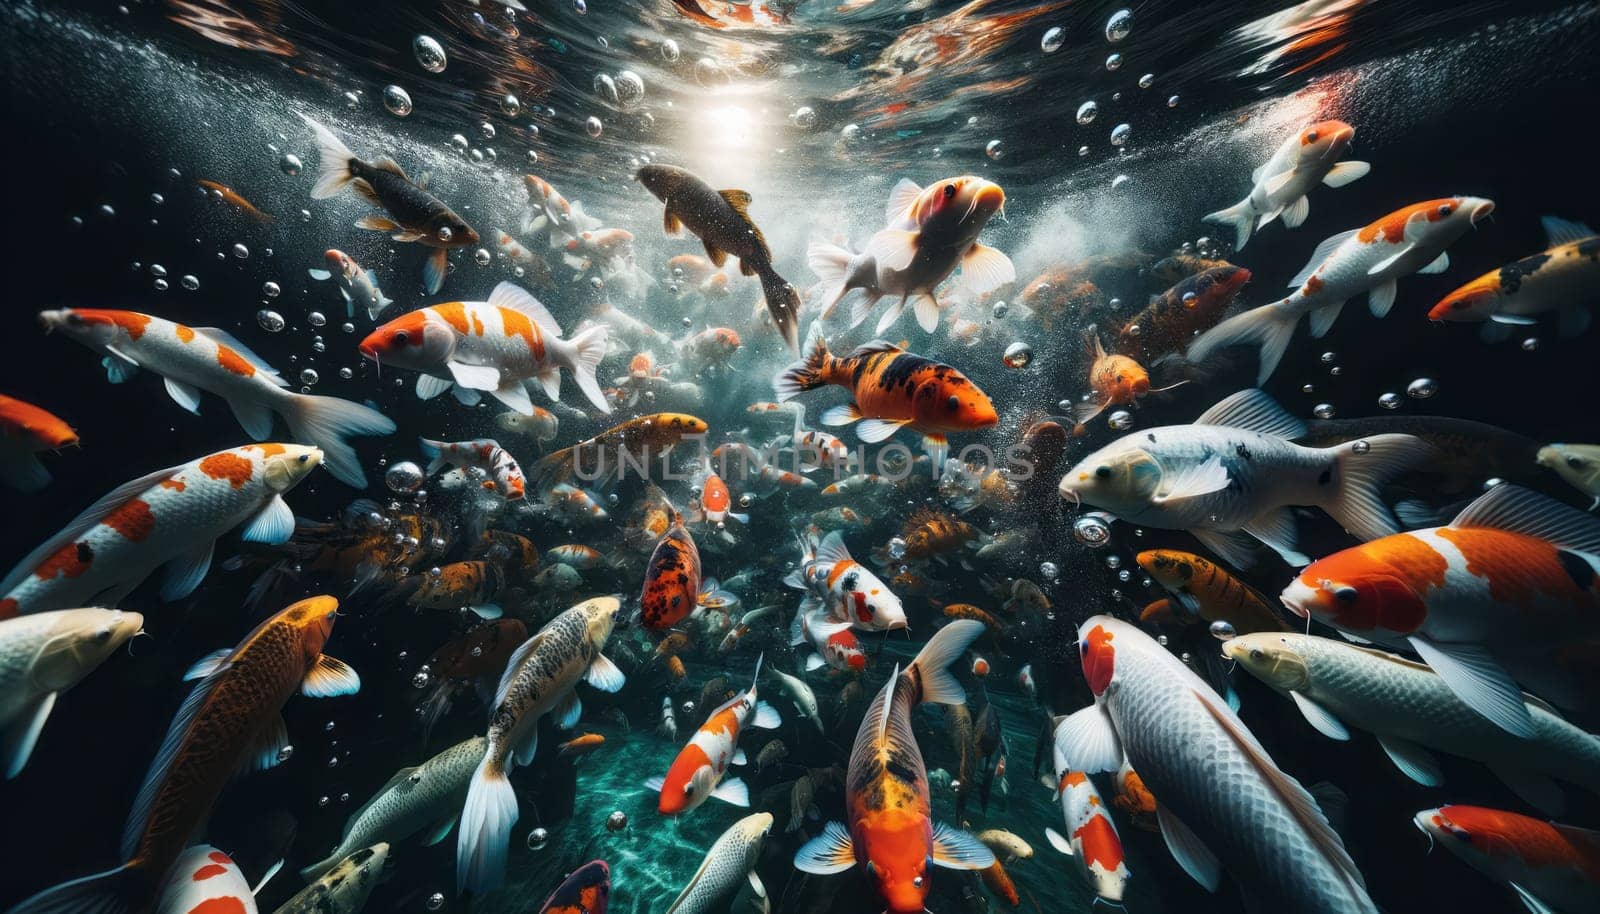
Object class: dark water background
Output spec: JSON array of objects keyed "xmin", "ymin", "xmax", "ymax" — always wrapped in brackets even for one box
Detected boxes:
[{"xmin": 3, "ymin": 1, "xmax": 1599, "ymax": 912}]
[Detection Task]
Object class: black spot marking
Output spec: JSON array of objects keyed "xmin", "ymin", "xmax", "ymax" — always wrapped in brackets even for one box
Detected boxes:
[
  {"xmin": 1498, "ymin": 252, "xmax": 1552, "ymax": 294},
  {"xmin": 1318, "ymin": 468, "xmax": 1333, "ymax": 486},
  {"xmin": 1235, "ymin": 443, "xmax": 1252, "ymax": 461}
]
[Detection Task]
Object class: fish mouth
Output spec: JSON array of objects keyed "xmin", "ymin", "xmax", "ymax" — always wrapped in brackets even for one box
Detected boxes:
[
  {"xmin": 37, "ymin": 310, "xmax": 67, "ymax": 333},
  {"xmin": 966, "ymin": 182, "xmax": 1007, "ymax": 223},
  {"xmin": 1469, "ymin": 200, "xmax": 1495, "ymax": 224},
  {"xmin": 1279, "ymin": 579, "xmax": 1316, "ymax": 619}
]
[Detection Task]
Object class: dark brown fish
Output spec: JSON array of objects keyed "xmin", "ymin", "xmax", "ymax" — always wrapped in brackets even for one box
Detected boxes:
[
  {"xmin": 636, "ymin": 164, "xmax": 801, "ymax": 353},
  {"xmin": 475, "ymin": 529, "xmax": 540, "ymax": 583},
  {"xmin": 1297, "ymin": 415, "xmax": 1541, "ymax": 493},
  {"xmin": 1116, "ymin": 265, "xmax": 1252, "ymax": 363},
  {"xmin": 408, "ymin": 560, "xmax": 506, "ymax": 617}
]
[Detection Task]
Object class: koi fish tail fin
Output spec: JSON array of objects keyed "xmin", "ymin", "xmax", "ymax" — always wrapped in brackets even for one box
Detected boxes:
[
  {"xmin": 1203, "ymin": 197, "xmax": 1256, "ymax": 252},
  {"xmin": 1324, "ymin": 433, "xmax": 1438, "ymax": 541},
  {"xmin": 300, "ymin": 115, "xmax": 359, "ymax": 200},
  {"xmin": 280, "ymin": 393, "xmax": 397, "ymax": 488},
  {"xmin": 773, "ymin": 323, "xmax": 831, "ymax": 402},
  {"xmin": 754, "ymin": 264, "xmax": 803, "ymax": 355},
  {"xmin": 908, "ymin": 619, "xmax": 985, "ymax": 707},
  {"xmin": 567, "ymin": 323, "xmax": 612, "ymax": 415},
  {"xmin": 808, "ymin": 241, "xmax": 877, "ymax": 321},
  {"xmin": 457, "ymin": 756, "xmax": 517, "ymax": 895},
  {"xmin": 8, "ymin": 862, "xmax": 150, "ymax": 914},
  {"xmin": 1186, "ymin": 303, "xmax": 1300, "ymax": 385}
]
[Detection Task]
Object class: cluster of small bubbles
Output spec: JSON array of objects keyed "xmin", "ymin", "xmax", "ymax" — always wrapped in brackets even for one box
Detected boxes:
[
  {"xmin": 694, "ymin": 57, "xmax": 729, "ymax": 88},
  {"xmin": 474, "ymin": 248, "xmax": 492, "ymax": 266},
  {"xmin": 153, "ymin": 278, "xmax": 170, "ymax": 291},
  {"xmin": 449, "ymin": 134, "xmax": 469, "ymax": 155},
  {"xmin": 1072, "ymin": 514, "xmax": 1111, "ymax": 547},
  {"xmin": 426, "ymin": 892, "xmax": 446, "ymax": 911},
  {"xmin": 257, "ymin": 310, "xmax": 285, "ymax": 332},
  {"xmin": 984, "ymin": 139, "xmax": 1004, "ymax": 160},
  {"xmin": 232, "ymin": 243, "xmax": 250, "ymax": 259},
  {"xmin": 413, "ymin": 35, "xmax": 447, "ymax": 72},
  {"xmin": 180, "ymin": 275, "xmax": 200, "ymax": 291},
  {"xmin": 1406, "ymin": 377, "xmax": 1437, "ymax": 399},
  {"xmin": 299, "ymin": 368, "xmax": 320, "ymax": 386},
  {"xmin": 1108, "ymin": 410, "xmax": 1134, "ymax": 430},
  {"xmin": 791, "ymin": 106, "xmax": 817, "ymax": 129},
  {"xmin": 1002, "ymin": 341, "xmax": 1033, "ymax": 368},
  {"xmin": 1138, "ymin": 73, "xmax": 1154, "ymax": 89},
  {"xmin": 606, "ymin": 810, "xmax": 628, "ymax": 832},
  {"xmin": 526, "ymin": 827, "xmax": 549, "ymax": 850},
  {"xmin": 381, "ymin": 85, "xmax": 413, "ymax": 118},
  {"xmin": 386, "ymin": 460, "xmax": 425, "ymax": 495},
  {"xmin": 1041, "ymin": 26, "xmax": 1065, "ymax": 53},
  {"xmin": 1351, "ymin": 439, "xmax": 1371, "ymax": 455},
  {"xmin": 1313, "ymin": 403, "xmax": 1337, "ymax": 419},
  {"xmin": 887, "ymin": 536, "xmax": 908, "ymax": 559},
  {"xmin": 1075, "ymin": 100, "xmax": 1098, "ymax": 125},
  {"xmin": 661, "ymin": 38, "xmax": 681, "ymax": 61},
  {"xmin": 1167, "ymin": 95, "xmax": 1181, "ymax": 108},
  {"xmin": 585, "ymin": 116, "xmax": 604, "ymax": 138},
  {"xmin": 1105, "ymin": 53, "xmax": 1124, "ymax": 71},
  {"xmin": 593, "ymin": 73, "xmax": 619, "ymax": 104},
  {"xmin": 1105, "ymin": 8, "xmax": 1134, "ymax": 42},
  {"xmin": 1320, "ymin": 351, "xmax": 1337, "ymax": 363},
  {"xmin": 308, "ymin": 311, "xmax": 327, "ymax": 328},
  {"xmin": 1039, "ymin": 561, "xmax": 1059, "ymax": 581},
  {"xmin": 1110, "ymin": 123, "xmax": 1131, "ymax": 146},
  {"xmin": 1521, "ymin": 337, "xmax": 1539, "ymax": 351}
]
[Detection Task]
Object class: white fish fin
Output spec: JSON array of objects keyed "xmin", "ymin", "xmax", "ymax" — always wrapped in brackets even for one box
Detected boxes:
[
  {"xmin": 1187, "ymin": 305, "xmax": 1302, "ymax": 384},
  {"xmin": 468, "ymin": 605, "xmax": 502, "ymax": 620},
  {"xmin": 566, "ymin": 323, "xmax": 613, "ymax": 414},
  {"xmin": 959, "ymin": 244, "xmax": 1015, "ymax": 296},
  {"xmin": 124, "ymin": 670, "xmax": 226, "ymax": 857},
  {"xmin": 815, "ymin": 530, "xmax": 853, "ymax": 565},
  {"xmin": 644, "ymin": 774, "xmax": 666, "ymax": 793},
  {"xmin": 712, "ymin": 776, "xmax": 750, "ymax": 807},
  {"xmin": 1289, "ymin": 230, "xmax": 1359, "ymax": 288},
  {"xmin": 1157, "ymin": 803, "xmax": 1221, "ymax": 892},
  {"xmin": 423, "ymin": 248, "xmax": 448, "ymax": 295},
  {"xmin": 1052, "ymin": 705, "xmax": 1123, "ymax": 773},
  {"xmin": 193, "ymin": 328, "xmax": 286, "ymax": 382},
  {"xmin": 1257, "ymin": 206, "xmax": 1283, "ymax": 231},
  {"xmin": 751, "ymin": 700, "xmax": 782, "ymax": 730},
  {"xmin": 864, "ymin": 228, "xmax": 919, "ymax": 272},
  {"xmin": 585, "ymin": 653, "xmax": 626, "ymax": 693},
  {"xmin": 1071, "ymin": 398, "xmax": 1109, "ymax": 426},
  {"xmin": 415, "ymin": 375, "xmax": 453, "ymax": 400},
  {"xmin": 1448, "ymin": 483, "xmax": 1600, "ymax": 554},
  {"xmin": 1241, "ymin": 507, "xmax": 1308, "ymax": 567},
  {"xmin": 931, "ymin": 822, "xmax": 996, "ymax": 870},
  {"xmin": 355, "ymin": 215, "xmax": 400, "ymax": 232},
  {"xmin": 1489, "ymin": 312, "xmax": 1539, "ymax": 326},
  {"xmin": 1203, "ymin": 198, "xmax": 1256, "ymax": 251},
  {"xmin": 1324, "ymin": 433, "xmax": 1435, "ymax": 541},
  {"xmin": 856, "ymin": 418, "xmax": 909, "ymax": 444},
  {"xmin": 1558, "ymin": 305, "xmax": 1592, "ymax": 338},
  {"xmin": 872, "ymin": 297, "xmax": 905, "ymax": 335},
  {"xmin": 534, "ymin": 368, "xmax": 561, "ymax": 403},
  {"xmin": 302, "ymin": 654, "xmax": 361, "ymax": 698},
  {"xmin": 782, "ymin": 569, "xmax": 807, "ymax": 591},
  {"xmin": 804, "ymin": 654, "xmax": 825, "ymax": 671},
  {"xmin": 795, "ymin": 821, "xmax": 857, "ymax": 874},
  {"xmin": 819, "ymin": 403, "xmax": 862, "ymax": 426},
  {"xmin": 163, "ymin": 377, "xmax": 203, "ymax": 415},
  {"xmin": 1044, "ymin": 826, "xmax": 1074, "ymax": 856},
  {"xmin": 1153, "ymin": 454, "xmax": 1231, "ymax": 505},
  {"xmin": 1321, "ymin": 160, "xmax": 1370, "ymax": 188},
  {"xmin": 554, "ymin": 689, "xmax": 583, "ymax": 730},
  {"xmin": 884, "ymin": 178, "xmax": 923, "ymax": 223},
  {"xmin": 3, "ymin": 691, "xmax": 57, "ymax": 779},
  {"xmin": 307, "ymin": 268, "xmax": 333, "ymax": 281},
  {"xmin": 103, "ymin": 347, "xmax": 140, "ymax": 383},
  {"xmin": 183, "ymin": 649, "xmax": 232, "ymax": 682},
  {"xmin": 241, "ymin": 495, "xmax": 295, "ymax": 545},
  {"xmin": 848, "ymin": 290, "xmax": 885, "ymax": 330},
  {"xmin": 1191, "ymin": 528, "xmax": 1258, "ymax": 570},
  {"xmin": 1541, "ymin": 214, "xmax": 1597, "ymax": 246},
  {"xmin": 1262, "ymin": 168, "xmax": 1297, "ymax": 198},
  {"xmin": 1375, "ymin": 733, "xmax": 1442, "ymax": 786},
  {"xmin": 238, "ymin": 713, "xmax": 290, "ymax": 776},
  {"xmin": 1307, "ymin": 300, "xmax": 1346, "ymax": 338},
  {"xmin": 227, "ymin": 398, "xmax": 276, "ymax": 440},
  {"xmin": 748, "ymin": 870, "xmax": 767, "ymax": 900},
  {"xmin": 913, "ymin": 295, "xmax": 942, "ymax": 333},
  {"xmin": 484, "ymin": 379, "xmax": 531, "ymax": 416},
  {"xmin": 1367, "ymin": 280, "xmax": 1398, "ymax": 318},
  {"xmin": 370, "ymin": 284, "xmax": 394, "ymax": 321},
  {"xmin": 160, "ymin": 539, "xmax": 215, "ymax": 601},
  {"xmin": 279, "ymin": 392, "xmax": 396, "ymax": 488},
  {"xmin": 488, "ymin": 281, "xmax": 564, "ymax": 337},
  {"xmin": 456, "ymin": 757, "xmax": 518, "ymax": 893},
  {"xmin": 0, "ymin": 461, "xmax": 186, "ymax": 597},
  {"xmin": 300, "ymin": 116, "xmax": 357, "ymax": 199},
  {"xmin": 1488, "ymin": 765, "xmax": 1566, "ymax": 818},
  {"xmin": 1280, "ymin": 195, "xmax": 1310, "ymax": 229},
  {"xmin": 911, "ymin": 619, "xmax": 984, "ymax": 706},
  {"xmin": 1367, "ymin": 247, "xmax": 1413, "ymax": 277},
  {"xmin": 731, "ymin": 748, "xmax": 748, "ymax": 767},
  {"xmin": 422, "ymin": 812, "xmax": 460, "ymax": 847},
  {"xmin": 1407, "ymin": 636, "xmax": 1534, "ymax": 738},
  {"xmin": 1509, "ymin": 882, "xmax": 1559, "ymax": 914},
  {"xmin": 1290, "ymin": 691, "xmax": 1349, "ymax": 740},
  {"xmin": 447, "ymin": 360, "xmax": 501, "ymax": 391},
  {"xmin": 1418, "ymin": 251, "xmax": 1450, "ymax": 275}
]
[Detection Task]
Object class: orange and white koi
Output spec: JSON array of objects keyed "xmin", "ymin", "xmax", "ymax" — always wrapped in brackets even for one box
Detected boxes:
[
  {"xmin": 690, "ymin": 458, "xmax": 748, "ymax": 527},
  {"xmin": 0, "ymin": 393, "xmax": 78, "ymax": 492},
  {"xmin": 1203, "ymin": 120, "xmax": 1369, "ymax": 251},
  {"xmin": 1430, "ymin": 215, "xmax": 1599, "ymax": 341},
  {"xmin": 307, "ymin": 248, "xmax": 393, "ymax": 321},
  {"xmin": 546, "ymin": 483, "xmax": 608, "ymax": 521},
  {"xmin": 419, "ymin": 437, "xmax": 525, "ymax": 500},
  {"xmin": 546, "ymin": 545, "xmax": 607, "ymax": 570},
  {"xmin": 1283, "ymin": 484, "xmax": 1600, "ymax": 738},
  {"xmin": 676, "ymin": 327, "xmax": 742, "ymax": 376},
  {"xmin": 1416, "ymin": 805, "xmax": 1600, "ymax": 914},
  {"xmin": 495, "ymin": 405, "xmax": 560, "ymax": 446},
  {"xmin": 40, "ymin": 308, "xmax": 394, "ymax": 487},
  {"xmin": 359, "ymin": 282, "xmax": 610, "ymax": 415},
  {"xmin": 1190, "ymin": 196, "xmax": 1496, "ymax": 383},
  {"xmin": 793, "ymin": 621, "xmax": 993, "ymax": 912},
  {"xmin": 790, "ymin": 607, "xmax": 867, "ymax": 673},
  {"xmin": 155, "ymin": 846, "xmax": 263, "ymax": 914},
  {"xmin": 719, "ymin": 605, "xmax": 777, "ymax": 654},
  {"xmin": 521, "ymin": 174, "xmax": 597, "ymax": 245},
  {"xmin": 786, "ymin": 528, "xmax": 906, "ymax": 632},
  {"xmin": 563, "ymin": 228, "xmax": 635, "ymax": 274},
  {"xmin": 1044, "ymin": 769, "xmax": 1129, "ymax": 905},
  {"xmin": 648, "ymin": 653, "xmax": 781, "ymax": 815},
  {"xmin": 0, "ymin": 444, "xmax": 322, "ymax": 619}
]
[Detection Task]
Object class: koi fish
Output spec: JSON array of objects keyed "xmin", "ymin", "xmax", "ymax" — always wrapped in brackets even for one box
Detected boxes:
[
  {"xmin": 1054, "ymin": 615, "xmax": 1377, "ymax": 912},
  {"xmin": 0, "ymin": 444, "xmax": 321, "ymax": 619},
  {"xmin": 775, "ymin": 326, "xmax": 998, "ymax": 463},
  {"xmin": 496, "ymin": 406, "xmax": 560, "ymax": 446},
  {"xmin": 12, "ymin": 596, "xmax": 357, "ymax": 914},
  {"xmin": 1044, "ymin": 770, "xmax": 1128, "ymax": 905},
  {"xmin": 1538, "ymin": 443, "xmax": 1600, "ymax": 510},
  {"xmin": 458, "ymin": 596, "xmax": 624, "ymax": 893},
  {"xmin": 0, "ymin": 393, "xmax": 78, "ymax": 492},
  {"xmin": 785, "ymin": 528, "xmax": 906, "ymax": 632},
  {"xmin": 1072, "ymin": 324, "xmax": 1185, "ymax": 426},
  {"xmin": 689, "ymin": 459, "xmax": 748, "ymax": 527},
  {"xmin": 307, "ymin": 249, "xmax": 393, "ymax": 321},
  {"xmin": 809, "ymin": 176, "xmax": 1013, "ymax": 334},
  {"xmin": 0, "ymin": 608, "xmax": 143, "ymax": 778},
  {"xmin": 648, "ymin": 654, "xmax": 781, "ymax": 814},
  {"xmin": 40, "ymin": 308, "xmax": 394, "ymax": 487},
  {"xmin": 196, "ymin": 179, "xmax": 273, "ymax": 223},
  {"xmin": 793, "ymin": 620, "xmax": 993, "ymax": 912},
  {"xmin": 536, "ymin": 860, "xmax": 611, "ymax": 914},
  {"xmin": 275, "ymin": 843, "xmax": 386, "ymax": 914},
  {"xmin": 1414, "ymin": 805, "xmax": 1600, "ymax": 914},
  {"xmin": 558, "ymin": 733, "xmax": 606, "ymax": 758},
  {"xmin": 789, "ymin": 607, "xmax": 866, "ymax": 673},
  {"xmin": 1190, "ymin": 196, "xmax": 1495, "ymax": 382},
  {"xmin": 719, "ymin": 605, "xmax": 778, "ymax": 654},
  {"xmin": 1429, "ymin": 215, "xmax": 1599, "ymax": 341},
  {"xmin": 675, "ymin": 327, "xmax": 741, "ymax": 376},
  {"xmin": 533, "ymin": 413, "xmax": 708, "ymax": 493},
  {"xmin": 302, "ymin": 116, "xmax": 478, "ymax": 294},
  {"xmin": 1116, "ymin": 265, "xmax": 1252, "ymax": 364},
  {"xmin": 155, "ymin": 846, "xmax": 261, "ymax": 914},
  {"xmin": 1204, "ymin": 120, "xmax": 1370, "ymax": 250},
  {"xmin": 521, "ymin": 175, "xmax": 597, "ymax": 245},
  {"xmin": 900, "ymin": 507, "xmax": 978, "ymax": 561},
  {"xmin": 546, "ymin": 545, "xmax": 607, "ymax": 570},
  {"xmin": 360, "ymin": 282, "xmax": 609, "ymax": 416},
  {"xmin": 1136, "ymin": 549, "xmax": 1290, "ymax": 633},
  {"xmin": 665, "ymin": 813, "xmax": 773, "ymax": 914},
  {"xmin": 766, "ymin": 663, "xmax": 823, "ymax": 732},
  {"xmin": 408, "ymin": 560, "xmax": 507, "ymax": 619},
  {"xmin": 419, "ymin": 437, "xmax": 525, "ymax": 500},
  {"xmin": 636, "ymin": 164, "xmax": 802, "ymax": 353},
  {"xmin": 1281, "ymin": 484, "xmax": 1600, "ymax": 739},
  {"xmin": 1059, "ymin": 388, "xmax": 1432, "ymax": 569}
]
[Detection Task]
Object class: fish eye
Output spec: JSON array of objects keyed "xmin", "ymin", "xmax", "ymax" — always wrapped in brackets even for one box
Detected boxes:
[
  {"xmin": 1094, "ymin": 466, "xmax": 1113, "ymax": 479},
  {"xmin": 298, "ymin": 454, "xmax": 310, "ymax": 464},
  {"xmin": 393, "ymin": 330, "xmax": 409, "ymax": 343},
  {"xmin": 1333, "ymin": 585, "xmax": 1359, "ymax": 603},
  {"xmin": 93, "ymin": 627, "xmax": 112, "ymax": 643},
  {"xmin": 1568, "ymin": 456, "xmax": 1585, "ymax": 468},
  {"xmin": 1249, "ymin": 648, "xmax": 1264, "ymax": 660},
  {"xmin": 946, "ymin": 395, "xmax": 960, "ymax": 410},
  {"xmin": 942, "ymin": 183, "xmax": 956, "ymax": 199},
  {"xmin": 1306, "ymin": 130, "xmax": 1319, "ymax": 142},
  {"xmin": 1438, "ymin": 204, "xmax": 1453, "ymax": 215}
]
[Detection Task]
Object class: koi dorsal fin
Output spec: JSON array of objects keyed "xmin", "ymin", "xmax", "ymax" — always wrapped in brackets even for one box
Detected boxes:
[{"xmin": 1449, "ymin": 484, "xmax": 1600, "ymax": 554}]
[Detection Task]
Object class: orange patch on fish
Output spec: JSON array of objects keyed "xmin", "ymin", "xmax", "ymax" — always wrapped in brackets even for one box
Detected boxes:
[
  {"xmin": 0, "ymin": 597, "xmax": 18, "ymax": 619},
  {"xmin": 175, "ymin": 325, "xmax": 196, "ymax": 344},
  {"xmin": 432, "ymin": 302, "xmax": 471, "ymax": 334},
  {"xmin": 1437, "ymin": 528, "xmax": 1596, "ymax": 612},
  {"xmin": 246, "ymin": 443, "xmax": 287, "ymax": 457},
  {"xmin": 36, "ymin": 541, "xmax": 93, "ymax": 580},
  {"xmin": 199, "ymin": 452, "xmax": 254, "ymax": 488},
  {"xmin": 161, "ymin": 478, "xmax": 187, "ymax": 491},
  {"xmin": 189, "ymin": 898, "xmax": 248, "ymax": 914},
  {"xmin": 1358, "ymin": 199, "xmax": 1456, "ymax": 245},
  {"xmin": 215, "ymin": 345, "xmax": 256, "ymax": 377},
  {"xmin": 102, "ymin": 498, "xmax": 156, "ymax": 542},
  {"xmin": 1074, "ymin": 814, "xmax": 1125, "ymax": 870},
  {"xmin": 499, "ymin": 306, "xmax": 547, "ymax": 361},
  {"xmin": 75, "ymin": 309, "xmax": 152, "ymax": 340}
]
